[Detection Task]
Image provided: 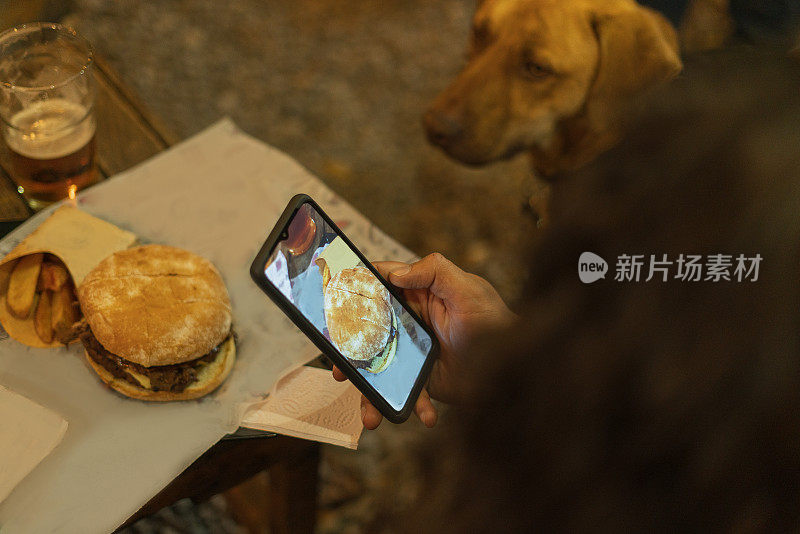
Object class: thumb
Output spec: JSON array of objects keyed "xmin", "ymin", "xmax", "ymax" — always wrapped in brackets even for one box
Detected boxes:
[{"xmin": 388, "ymin": 253, "xmax": 464, "ymax": 300}]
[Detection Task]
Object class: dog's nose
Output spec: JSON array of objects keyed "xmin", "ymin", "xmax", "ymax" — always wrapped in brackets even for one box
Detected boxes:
[{"xmin": 423, "ymin": 108, "xmax": 464, "ymax": 147}]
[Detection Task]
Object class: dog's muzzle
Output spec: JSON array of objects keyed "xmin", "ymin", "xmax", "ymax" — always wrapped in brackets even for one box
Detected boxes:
[{"xmin": 423, "ymin": 108, "xmax": 465, "ymax": 149}]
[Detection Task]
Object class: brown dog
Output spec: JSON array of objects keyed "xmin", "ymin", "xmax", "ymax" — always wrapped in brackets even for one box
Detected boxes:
[{"xmin": 424, "ymin": 0, "xmax": 682, "ymax": 177}]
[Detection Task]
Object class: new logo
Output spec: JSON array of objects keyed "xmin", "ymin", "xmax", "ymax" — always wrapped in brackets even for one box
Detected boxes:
[{"xmin": 578, "ymin": 252, "xmax": 608, "ymax": 284}]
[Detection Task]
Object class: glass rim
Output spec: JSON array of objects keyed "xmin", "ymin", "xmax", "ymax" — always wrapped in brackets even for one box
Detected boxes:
[{"xmin": 0, "ymin": 22, "xmax": 94, "ymax": 93}]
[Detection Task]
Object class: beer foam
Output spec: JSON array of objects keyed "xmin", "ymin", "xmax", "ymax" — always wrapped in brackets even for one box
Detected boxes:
[{"xmin": 5, "ymin": 99, "xmax": 95, "ymax": 160}]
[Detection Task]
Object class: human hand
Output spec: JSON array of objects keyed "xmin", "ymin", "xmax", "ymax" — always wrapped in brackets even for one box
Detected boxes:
[{"xmin": 333, "ymin": 253, "xmax": 516, "ymax": 429}]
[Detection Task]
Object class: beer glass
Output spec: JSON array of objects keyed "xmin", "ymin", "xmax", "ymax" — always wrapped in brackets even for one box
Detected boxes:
[{"xmin": 0, "ymin": 23, "xmax": 98, "ymax": 210}]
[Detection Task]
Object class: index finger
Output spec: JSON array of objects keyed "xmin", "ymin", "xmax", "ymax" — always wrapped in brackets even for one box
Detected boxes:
[
  {"xmin": 387, "ymin": 253, "xmax": 464, "ymax": 300},
  {"xmin": 371, "ymin": 261, "xmax": 409, "ymax": 280}
]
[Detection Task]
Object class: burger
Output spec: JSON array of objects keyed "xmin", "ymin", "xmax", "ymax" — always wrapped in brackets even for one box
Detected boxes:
[
  {"xmin": 75, "ymin": 245, "xmax": 235, "ymax": 401},
  {"xmin": 321, "ymin": 265, "xmax": 397, "ymax": 373}
]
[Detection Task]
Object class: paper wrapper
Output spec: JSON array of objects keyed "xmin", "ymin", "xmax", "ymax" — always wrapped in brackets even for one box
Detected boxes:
[
  {"xmin": 316, "ymin": 236, "xmax": 361, "ymax": 278},
  {"xmin": 0, "ymin": 205, "xmax": 137, "ymax": 348},
  {"xmin": 241, "ymin": 365, "xmax": 363, "ymax": 449}
]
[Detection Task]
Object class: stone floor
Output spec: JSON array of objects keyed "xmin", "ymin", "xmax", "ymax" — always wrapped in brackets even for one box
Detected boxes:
[
  {"xmin": 59, "ymin": 1, "xmax": 541, "ymax": 532},
  {"xmin": 118, "ymin": 496, "xmax": 246, "ymax": 534}
]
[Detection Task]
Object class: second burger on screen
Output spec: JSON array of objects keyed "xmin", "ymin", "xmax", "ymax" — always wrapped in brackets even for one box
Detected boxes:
[{"xmin": 75, "ymin": 245, "xmax": 236, "ymax": 401}]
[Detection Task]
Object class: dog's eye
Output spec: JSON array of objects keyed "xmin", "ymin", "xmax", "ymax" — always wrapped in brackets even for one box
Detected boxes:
[
  {"xmin": 471, "ymin": 23, "xmax": 490, "ymax": 48},
  {"xmin": 523, "ymin": 59, "xmax": 552, "ymax": 79}
]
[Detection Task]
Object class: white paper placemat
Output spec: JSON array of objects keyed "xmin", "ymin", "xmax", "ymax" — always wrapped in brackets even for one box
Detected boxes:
[
  {"xmin": 0, "ymin": 386, "xmax": 67, "ymax": 505},
  {"xmin": 0, "ymin": 118, "xmax": 415, "ymax": 533}
]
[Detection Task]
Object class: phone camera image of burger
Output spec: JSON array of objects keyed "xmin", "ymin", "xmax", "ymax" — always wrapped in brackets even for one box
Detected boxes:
[
  {"xmin": 75, "ymin": 245, "xmax": 236, "ymax": 401},
  {"xmin": 251, "ymin": 194, "xmax": 438, "ymax": 422},
  {"xmin": 320, "ymin": 264, "xmax": 397, "ymax": 373}
]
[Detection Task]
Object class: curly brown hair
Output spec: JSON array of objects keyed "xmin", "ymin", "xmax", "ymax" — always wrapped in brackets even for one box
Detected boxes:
[{"xmin": 403, "ymin": 47, "xmax": 800, "ymax": 534}]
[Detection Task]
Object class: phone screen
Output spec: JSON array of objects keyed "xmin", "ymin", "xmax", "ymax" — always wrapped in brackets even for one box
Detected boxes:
[{"xmin": 261, "ymin": 202, "xmax": 433, "ymax": 411}]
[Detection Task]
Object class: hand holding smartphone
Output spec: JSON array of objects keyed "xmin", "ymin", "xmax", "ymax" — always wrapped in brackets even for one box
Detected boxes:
[{"xmin": 250, "ymin": 195, "xmax": 439, "ymax": 423}]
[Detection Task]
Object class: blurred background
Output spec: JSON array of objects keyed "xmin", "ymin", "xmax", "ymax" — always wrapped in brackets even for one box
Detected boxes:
[{"xmin": 0, "ymin": 0, "xmax": 541, "ymax": 532}]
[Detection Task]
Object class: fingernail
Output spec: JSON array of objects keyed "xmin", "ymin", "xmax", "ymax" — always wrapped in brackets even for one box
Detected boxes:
[
  {"xmin": 423, "ymin": 411, "xmax": 435, "ymax": 427},
  {"xmin": 392, "ymin": 265, "xmax": 411, "ymax": 276}
]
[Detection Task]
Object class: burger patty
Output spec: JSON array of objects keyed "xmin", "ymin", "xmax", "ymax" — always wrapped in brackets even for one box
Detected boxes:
[
  {"xmin": 80, "ymin": 325, "xmax": 231, "ymax": 392},
  {"xmin": 348, "ymin": 322, "xmax": 397, "ymax": 370}
]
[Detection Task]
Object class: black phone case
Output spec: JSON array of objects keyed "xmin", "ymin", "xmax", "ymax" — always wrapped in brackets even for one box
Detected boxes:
[{"xmin": 249, "ymin": 193, "xmax": 440, "ymax": 424}]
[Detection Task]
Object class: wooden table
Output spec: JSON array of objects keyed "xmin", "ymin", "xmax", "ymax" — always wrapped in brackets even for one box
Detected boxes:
[{"xmin": 0, "ymin": 57, "xmax": 320, "ymax": 534}]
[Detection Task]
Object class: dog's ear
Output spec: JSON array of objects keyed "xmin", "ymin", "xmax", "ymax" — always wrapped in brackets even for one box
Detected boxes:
[
  {"xmin": 531, "ymin": 4, "xmax": 682, "ymax": 175},
  {"xmin": 589, "ymin": 5, "xmax": 682, "ymax": 104}
]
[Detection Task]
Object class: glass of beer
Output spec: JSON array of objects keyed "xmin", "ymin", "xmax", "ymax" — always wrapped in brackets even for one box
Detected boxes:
[{"xmin": 0, "ymin": 23, "xmax": 98, "ymax": 210}]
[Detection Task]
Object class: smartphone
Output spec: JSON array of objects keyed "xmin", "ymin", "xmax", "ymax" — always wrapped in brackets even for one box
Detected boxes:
[{"xmin": 250, "ymin": 194, "xmax": 439, "ymax": 423}]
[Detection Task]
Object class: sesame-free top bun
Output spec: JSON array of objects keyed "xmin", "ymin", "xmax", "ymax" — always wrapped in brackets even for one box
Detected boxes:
[
  {"xmin": 77, "ymin": 245, "xmax": 233, "ymax": 367},
  {"xmin": 84, "ymin": 336, "xmax": 235, "ymax": 401},
  {"xmin": 324, "ymin": 266, "xmax": 392, "ymax": 361}
]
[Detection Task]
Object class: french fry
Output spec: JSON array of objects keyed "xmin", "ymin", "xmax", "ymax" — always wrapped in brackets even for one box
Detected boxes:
[
  {"xmin": 37, "ymin": 261, "xmax": 70, "ymax": 292},
  {"xmin": 0, "ymin": 259, "xmax": 14, "ymax": 295},
  {"xmin": 315, "ymin": 258, "xmax": 331, "ymax": 291},
  {"xmin": 52, "ymin": 285, "xmax": 79, "ymax": 344},
  {"xmin": 6, "ymin": 253, "xmax": 44, "ymax": 319},
  {"xmin": 34, "ymin": 290, "xmax": 54, "ymax": 343}
]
